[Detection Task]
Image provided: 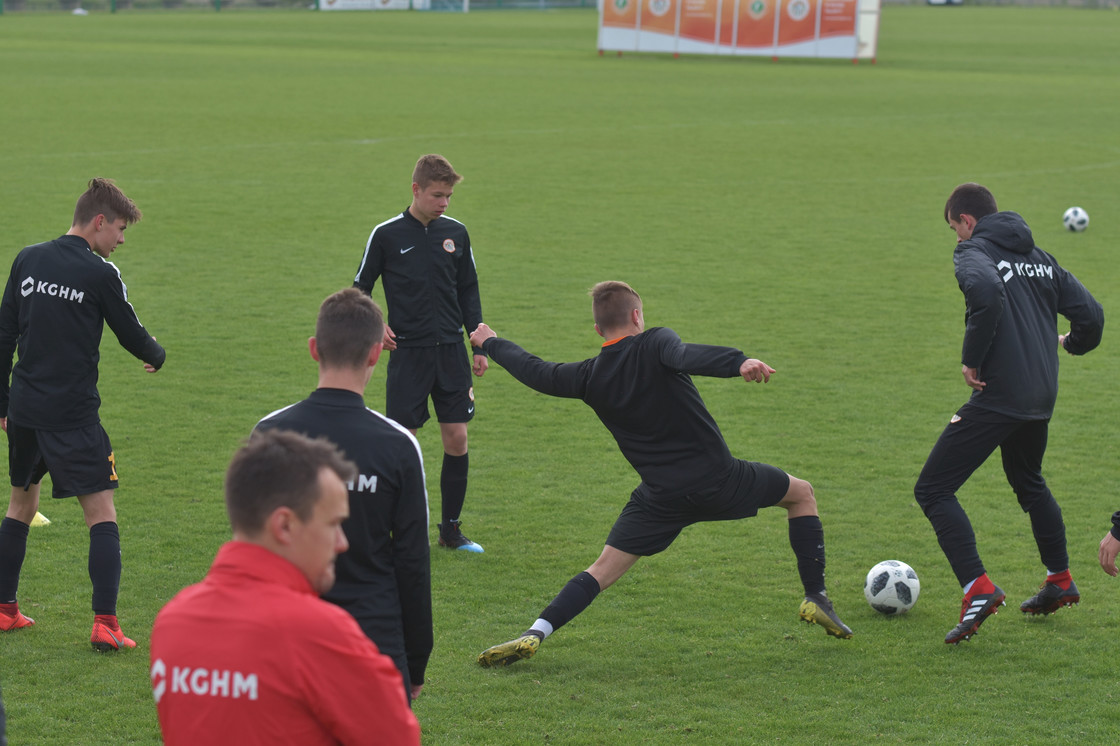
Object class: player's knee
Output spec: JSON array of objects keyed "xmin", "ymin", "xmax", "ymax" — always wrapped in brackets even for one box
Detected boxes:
[
  {"xmin": 440, "ymin": 424, "xmax": 468, "ymax": 455},
  {"xmin": 913, "ymin": 480, "xmax": 935, "ymax": 511},
  {"xmin": 1017, "ymin": 489, "xmax": 1056, "ymax": 515},
  {"xmin": 782, "ymin": 477, "xmax": 816, "ymax": 513}
]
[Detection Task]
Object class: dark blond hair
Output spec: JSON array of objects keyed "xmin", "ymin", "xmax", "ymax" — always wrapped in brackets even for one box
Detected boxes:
[
  {"xmin": 73, "ymin": 178, "xmax": 142, "ymax": 227},
  {"xmin": 315, "ymin": 288, "xmax": 384, "ymax": 370},
  {"xmin": 226, "ymin": 429, "xmax": 357, "ymax": 535},
  {"xmin": 412, "ymin": 154, "xmax": 462, "ymax": 190},
  {"xmin": 590, "ymin": 281, "xmax": 642, "ymax": 331}
]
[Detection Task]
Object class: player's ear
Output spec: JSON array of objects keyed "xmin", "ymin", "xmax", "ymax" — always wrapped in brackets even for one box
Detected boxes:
[
  {"xmin": 308, "ymin": 337, "xmax": 320, "ymax": 362},
  {"xmin": 594, "ymin": 323, "xmax": 604, "ymax": 339},
  {"xmin": 266, "ymin": 506, "xmax": 297, "ymax": 546},
  {"xmin": 368, "ymin": 342, "xmax": 383, "ymax": 368}
]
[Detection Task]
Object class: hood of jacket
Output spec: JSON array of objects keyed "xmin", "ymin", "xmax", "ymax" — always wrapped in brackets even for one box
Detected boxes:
[{"xmin": 968, "ymin": 211, "xmax": 1035, "ymax": 255}]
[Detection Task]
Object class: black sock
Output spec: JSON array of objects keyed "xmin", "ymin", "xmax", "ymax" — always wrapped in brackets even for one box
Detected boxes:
[
  {"xmin": 538, "ymin": 571, "xmax": 601, "ymax": 633},
  {"xmin": 0, "ymin": 517, "xmax": 30, "ymax": 604},
  {"xmin": 788, "ymin": 515, "xmax": 826, "ymax": 596},
  {"xmin": 441, "ymin": 452, "xmax": 469, "ymax": 526},
  {"xmin": 89, "ymin": 522, "xmax": 121, "ymax": 616}
]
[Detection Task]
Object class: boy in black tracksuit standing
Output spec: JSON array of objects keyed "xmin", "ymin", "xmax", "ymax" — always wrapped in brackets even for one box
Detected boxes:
[
  {"xmin": 255, "ymin": 289, "xmax": 432, "ymax": 703},
  {"xmin": 354, "ymin": 154, "xmax": 487, "ymax": 554},
  {"xmin": 0, "ymin": 178, "xmax": 165, "ymax": 650},
  {"xmin": 471, "ymin": 281, "xmax": 852, "ymax": 668},
  {"xmin": 916, "ymin": 183, "xmax": 1103, "ymax": 645}
]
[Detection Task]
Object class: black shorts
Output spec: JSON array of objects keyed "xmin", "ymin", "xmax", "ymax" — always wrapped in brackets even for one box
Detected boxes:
[
  {"xmin": 385, "ymin": 345, "xmax": 475, "ymax": 429},
  {"xmin": 7, "ymin": 422, "xmax": 119, "ymax": 498},
  {"xmin": 605, "ymin": 460, "xmax": 790, "ymax": 556}
]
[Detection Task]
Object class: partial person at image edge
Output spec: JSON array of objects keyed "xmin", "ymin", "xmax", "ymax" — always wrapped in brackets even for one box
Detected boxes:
[{"xmin": 0, "ymin": 178, "xmax": 165, "ymax": 651}]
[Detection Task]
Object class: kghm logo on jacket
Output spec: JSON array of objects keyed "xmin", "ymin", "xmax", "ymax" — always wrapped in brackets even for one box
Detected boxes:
[
  {"xmin": 20, "ymin": 276, "xmax": 85, "ymax": 303},
  {"xmin": 150, "ymin": 659, "xmax": 259, "ymax": 704},
  {"xmin": 996, "ymin": 260, "xmax": 1053, "ymax": 284},
  {"xmin": 347, "ymin": 473, "xmax": 378, "ymax": 494}
]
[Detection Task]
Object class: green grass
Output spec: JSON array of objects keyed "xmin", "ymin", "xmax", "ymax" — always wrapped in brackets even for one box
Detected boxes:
[{"xmin": 1, "ymin": 5, "xmax": 1119, "ymax": 743}]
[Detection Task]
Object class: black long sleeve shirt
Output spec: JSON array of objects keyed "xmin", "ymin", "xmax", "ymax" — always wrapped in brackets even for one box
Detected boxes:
[
  {"xmin": 0, "ymin": 235, "xmax": 165, "ymax": 430},
  {"xmin": 353, "ymin": 209, "xmax": 484, "ymax": 353},
  {"xmin": 482, "ymin": 326, "xmax": 749, "ymax": 498},
  {"xmin": 255, "ymin": 388, "xmax": 433, "ymax": 686}
]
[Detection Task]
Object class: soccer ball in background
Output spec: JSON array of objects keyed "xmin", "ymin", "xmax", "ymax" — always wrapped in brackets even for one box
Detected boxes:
[
  {"xmin": 864, "ymin": 560, "xmax": 921, "ymax": 615},
  {"xmin": 1063, "ymin": 206, "xmax": 1089, "ymax": 232}
]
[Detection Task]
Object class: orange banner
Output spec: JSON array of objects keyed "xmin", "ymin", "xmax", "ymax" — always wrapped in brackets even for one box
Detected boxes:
[
  {"xmin": 679, "ymin": 0, "xmax": 719, "ymax": 43},
  {"xmin": 736, "ymin": 0, "xmax": 775, "ymax": 48},
  {"xmin": 596, "ymin": 0, "xmax": 876, "ymax": 58},
  {"xmin": 819, "ymin": 0, "xmax": 856, "ymax": 37},
  {"xmin": 776, "ymin": 0, "xmax": 816, "ymax": 46},
  {"xmin": 639, "ymin": 0, "xmax": 678, "ymax": 36},
  {"xmin": 602, "ymin": 0, "xmax": 638, "ymax": 29},
  {"xmin": 718, "ymin": 0, "xmax": 736, "ymax": 45}
]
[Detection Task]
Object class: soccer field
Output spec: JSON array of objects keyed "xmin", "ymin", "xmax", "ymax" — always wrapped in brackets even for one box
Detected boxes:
[{"xmin": 1, "ymin": 5, "xmax": 1119, "ymax": 743}]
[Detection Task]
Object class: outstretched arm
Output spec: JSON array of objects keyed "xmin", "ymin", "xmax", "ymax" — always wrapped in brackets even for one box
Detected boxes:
[
  {"xmin": 469, "ymin": 324, "xmax": 587, "ymax": 399},
  {"xmin": 739, "ymin": 358, "xmax": 775, "ymax": 383},
  {"xmin": 651, "ymin": 327, "xmax": 764, "ymax": 380},
  {"xmin": 468, "ymin": 323, "xmax": 496, "ymax": 348}
]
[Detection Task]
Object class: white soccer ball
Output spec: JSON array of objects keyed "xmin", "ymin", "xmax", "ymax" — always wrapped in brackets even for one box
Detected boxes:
[
  {"xmin": 864, "ymin": 560, "xmax": 920, "ymax": 615},
  {"xmin": 1063, "ymin": 206, "xmax": 1089, "ymax": 232}
]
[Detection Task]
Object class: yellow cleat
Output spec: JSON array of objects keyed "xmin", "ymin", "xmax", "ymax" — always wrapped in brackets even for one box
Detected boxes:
[
  {"xmin": 799, "ymin": 593, "xmax": 853, "ymax": 639},
  {"xmin": 478, "ymin": 634, "xmax": 540, "ymax": 667}
]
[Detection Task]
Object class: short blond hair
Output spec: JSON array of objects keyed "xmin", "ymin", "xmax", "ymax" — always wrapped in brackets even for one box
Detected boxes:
[{"xmin": 590, "ymin": 281, "xmax": 642, "ymax": 331}]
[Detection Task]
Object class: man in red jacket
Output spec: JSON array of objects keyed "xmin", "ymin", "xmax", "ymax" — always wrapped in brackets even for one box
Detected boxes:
[{"xmin": 151, "ymin": 429, "xmax": 419, "ymax": 746}]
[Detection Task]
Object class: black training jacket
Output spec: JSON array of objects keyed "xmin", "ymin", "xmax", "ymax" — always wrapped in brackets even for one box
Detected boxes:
[
  {"xmin": 255, "ymin": 388, "xmax": 433, "ymax": 686},
  {"xmin": 954, "ymin": 211, "xmax": 1103, "ymax": 420},
  {"xmin": 0, "ymin": 235, "xmax": 165, "ymax": 430},
  {"xmin": 353, "ymin": 209, "xmax": 484, "ymax": 353},
  {"xmin": 482, "ymin": 327, "xmax": 749, "ymax": 498}
]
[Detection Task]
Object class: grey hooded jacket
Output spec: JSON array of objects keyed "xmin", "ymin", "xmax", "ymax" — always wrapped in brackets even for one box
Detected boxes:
[{"xmin": 954, "ymin": 211, "xmax": 1103, "ymax": 420}]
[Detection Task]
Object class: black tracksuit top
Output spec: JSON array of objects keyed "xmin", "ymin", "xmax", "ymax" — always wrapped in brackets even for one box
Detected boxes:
[
  {"xmin": 482, "ymin": 326, "xmax": 749, "ymax": 498},
  {"xmin": 0, "ymin": 235, "xmax": 165, "ymax": 430},
  {"xmin": 353, "ymin": 209, "xmax": 484, "ymax": 352},
  {"xmin": 954, "ymin": 211, "xmax": 1103, "ymax": 420},
  {"xmin": 255, "ymin": 388, "xmax": 433, "ymax": 686}
]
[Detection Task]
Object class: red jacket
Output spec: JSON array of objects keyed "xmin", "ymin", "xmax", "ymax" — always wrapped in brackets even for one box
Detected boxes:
[{"xmin": 151, "ymin": 542, "xmax": 420, "ymax": 746}]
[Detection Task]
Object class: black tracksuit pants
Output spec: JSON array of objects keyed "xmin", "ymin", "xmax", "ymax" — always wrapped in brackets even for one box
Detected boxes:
[{"xmin": 914, "ymin": 402, "xmax": 1068, "ymax": 587}]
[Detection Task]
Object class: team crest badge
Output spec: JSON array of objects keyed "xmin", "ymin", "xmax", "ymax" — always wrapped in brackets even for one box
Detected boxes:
[
  {"xmin": 443, "ymin": 239, "xmax": 456, "ymax": 253},
  {"xmin": 950, "ymin": 414, "xmax": 962, "ymax": 424}
]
